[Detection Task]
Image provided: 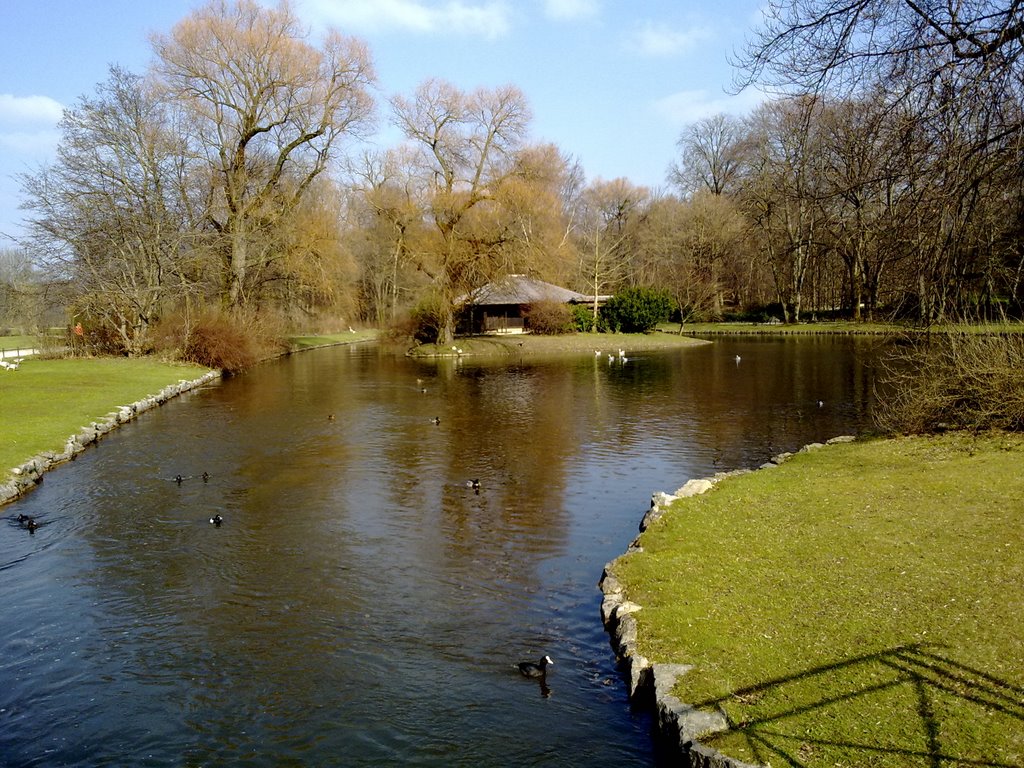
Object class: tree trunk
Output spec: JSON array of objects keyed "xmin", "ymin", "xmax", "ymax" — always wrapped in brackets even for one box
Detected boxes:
[{"xmin": 228, "ymin": 226, "xmax": 247, "ymax": 307}]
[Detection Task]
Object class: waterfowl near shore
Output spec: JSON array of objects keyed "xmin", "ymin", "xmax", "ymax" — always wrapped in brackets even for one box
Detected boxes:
[
  {"xmin": 517, "ymin": 655, "xmax": 553, "ymax": 678},
  {"xmin": 209, "ymin": 514, "xmax": 223, "ymax": 527}
]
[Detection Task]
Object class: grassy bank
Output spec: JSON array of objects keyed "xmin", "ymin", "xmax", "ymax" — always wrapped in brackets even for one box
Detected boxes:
[
  {"xmin": 408, "ymin": 331, "xmax": 708, "ymax": 358},
  {"xmin": 668, "ymin": 320, "xmax": 1024, "ymax": 336},
  {"xmin": 1, "ymin": 357, "xmax": 211, "ymax": 476},
  {"xmin": 610, "ymin": 432, "xmax": 1024, "ymax": 767},
  {"xmin": 286, "ymin": 329, "xmax": 379, "ymax": 350}
]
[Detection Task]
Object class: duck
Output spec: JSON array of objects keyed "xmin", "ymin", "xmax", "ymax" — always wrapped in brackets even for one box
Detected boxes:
[
  {"xmin": 465, "ymin": 479, "xmax": 480, "ymax": 490},
  {"xmin": 517, "ymin": 655, "xmax": 554, "ymax": 678},
  {"xmin": 202, "ymin": 471, "xmax": 210, "ymax": 482},
  {"xmin": 174, "ymin": 474, "xmax": 184, "ymax": 484},
  {"xmin": 209, "ymin": 514, "xmax": 223, "ymax": 527},
  {"xmin": 327, "ymin": 414, "xmax": 336, "ymax": 421},
  {"xmin": 17, "ymin": 513, "xmax": 29, "ymax": 523},
  {"xmin": 432, "ymin": 416, "xmax": 441, "ymax": 425},
  {"xmin": 734, "ymin": 354, "xmax": 742, "ymax": 364},
  {"xmin": 24, "ymin": 517, "xmax": 37, "ymax": 532},
  {"xmin": 817, "ymin": 399, "xmax": 825, "ymax": 408}
]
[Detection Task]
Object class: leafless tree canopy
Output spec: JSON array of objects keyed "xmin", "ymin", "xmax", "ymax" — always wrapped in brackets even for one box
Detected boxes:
[{"xmin": 738, "ymin": 0, "xmax": 1024, "ymax": 97}]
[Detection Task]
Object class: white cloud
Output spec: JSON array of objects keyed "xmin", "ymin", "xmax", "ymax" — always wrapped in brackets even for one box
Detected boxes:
[
  {"xmin": 0, "ymin": 95, "xmax": 63, "ymax": 163},
  {"xmin": 541, "ymin": 0, "xmax": 600, "ymax": 20},
  {"xmin": 0, "ymin": 94, "xmax": 63, "ymax": 126},
  {"xmin": 302, "ymin": 0, "xmax": 512, "ymax": 39},
  {"xmin": 653, "ymin": 87, "xmax": 764, "ymax": 127},
  {"xmin": 0, "ymin": 129, "xmax": 61, "ymax": 159},
  {"xmin": 628, "ymin": 20, "xmax": 712, "ymax": 57}
]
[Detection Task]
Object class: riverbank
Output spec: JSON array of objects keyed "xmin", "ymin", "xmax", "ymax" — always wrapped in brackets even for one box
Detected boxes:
[
  {"xmin": 408, "ymin": 330, "xmax": 709, "ymax": 358},
  {"xmin": 602, "ymin": 431, "xmax": 1024, "ymax": 767},
  {"xmin": 668, "ymin": 320, "xmax": 1024, "ymax": 336},
  {"xmin": 1, "ymin": 358, "xmax": 218, "ymax": 506},
  {"xmin": 1, "ymin": 331, "xmax": 378, "ymax": 507}
]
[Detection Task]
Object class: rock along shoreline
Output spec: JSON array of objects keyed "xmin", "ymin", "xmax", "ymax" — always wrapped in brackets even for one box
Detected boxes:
[
  {"xmin": 599, "ymin": 435, "xmax": 857, "ymax": 768},
  {"xmin": 1, "ymin": 369, "xmax": 222, "ymax": 508}
]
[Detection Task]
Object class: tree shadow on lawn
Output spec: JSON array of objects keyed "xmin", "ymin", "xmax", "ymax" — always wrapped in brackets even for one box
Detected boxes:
[{"xmin": 693, "ymin": 644, "xmax": 1023, "ymax": 767}]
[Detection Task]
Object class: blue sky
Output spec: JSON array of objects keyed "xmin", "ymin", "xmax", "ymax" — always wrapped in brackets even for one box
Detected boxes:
[{"xmin": 0, "ymin": 0, "xmax": 766, "ymax": 243}]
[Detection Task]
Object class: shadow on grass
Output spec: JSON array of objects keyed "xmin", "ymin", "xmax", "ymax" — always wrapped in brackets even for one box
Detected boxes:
[{"xmin": 692, "ymin": 644, "xmax": 1023, "ymax": 767}]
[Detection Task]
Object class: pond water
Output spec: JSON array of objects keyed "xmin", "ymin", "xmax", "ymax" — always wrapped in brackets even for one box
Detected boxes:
[{"xmin": 0, "ymin": 336, "xmax": 884, "ymax": 766}]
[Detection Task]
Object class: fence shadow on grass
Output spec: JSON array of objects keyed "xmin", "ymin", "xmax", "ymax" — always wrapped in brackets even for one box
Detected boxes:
[{"xmin": 691, "ymin": 644, "xmax": 1023, "ymax": 767}]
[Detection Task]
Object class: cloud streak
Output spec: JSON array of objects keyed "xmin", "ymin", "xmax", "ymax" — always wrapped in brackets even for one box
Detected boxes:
[
  {"xmin": 541, "ymin": 0, "xmax": 600, "ymax": 20},
  {"xmin": 653, "ymin": 87, "xmax": 764, "ymax": 127},
  {"xmin": 627, "ymin": 20, "xmax": 711, "ymax": 57},
  {"xmin": 305, "ymin": 0, "xmax": 513, "ymax": 39},
  {"xmin": 0, "ymin": 94, "xmax": 63, "ymax": 163},
  {"xmin": 0, "ymin": 94, "xmax": 63, "ymax": 126}
]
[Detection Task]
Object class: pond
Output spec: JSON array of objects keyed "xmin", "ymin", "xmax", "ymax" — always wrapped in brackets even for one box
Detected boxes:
[{"xmin": 0, "ymin": 336, "xmax": 884, "ymax": 766}]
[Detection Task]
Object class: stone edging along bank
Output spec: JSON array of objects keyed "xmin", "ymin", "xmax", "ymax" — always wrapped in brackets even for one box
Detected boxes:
[
  {"xmin": 1, "ymin": 370, "xmax": 222, "ymax": 508},
  {"xmin": 599, "ymin": 435, "xmax": 857, "ymax": 768}
]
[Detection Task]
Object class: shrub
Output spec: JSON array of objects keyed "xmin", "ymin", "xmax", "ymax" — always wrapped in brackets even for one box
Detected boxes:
[
  {"xmin": 526, "ymin": 300, "xmax": 574, "ymax": 335},
  {"xmin": 407, "ymin": 294, "xmax": 446, "ymax": 344},
  {"xmin": 155, "ymin": 309, "xmax": 283, "ymax": 373},
  {"xmin": 874, "ymin": 332, "xmax": 1024, "ymax": 434},
  {"xmin": 570, "ymin": 303, "xmax": 597, "ymax": 333},
  {"xmin": 600, "ymin": 286, "xmax": 674, "ymax": 333}
]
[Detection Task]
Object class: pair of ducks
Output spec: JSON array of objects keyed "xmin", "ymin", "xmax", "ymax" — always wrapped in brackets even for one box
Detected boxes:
[{"xmin": 17, "ymin": 513, "xmax": 38, "ymax": 532}]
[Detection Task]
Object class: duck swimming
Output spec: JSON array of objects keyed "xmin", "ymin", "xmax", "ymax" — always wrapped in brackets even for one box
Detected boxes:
[
  {"xmin": 209, "ymin": 514, "xmax": 223, "ymax": 526},
  {"xmin": 465, "ymin": 479, "xmax": 480, "ymax": 490},
  {"xmin": 517, "ymin": 655, "xmax": 553, "ymax": 678}
]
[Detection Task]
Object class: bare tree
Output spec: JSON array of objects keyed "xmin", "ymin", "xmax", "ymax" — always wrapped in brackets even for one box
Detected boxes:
[
  {"xmin": 737, "ymin": 0, "xmax": 1024, "ymax": 103},
  {"xmin": 575, "ymin": 178, "xmax": 649, "ymax": 329},
  {"xmin": 20, "ymin": 67, "xmax": 202, "ymax": 354},
  {"xmin": 391, "ymin": 78, "xmax": 531, "ymax": 343},
  {"xmin": 347, "ymin": 147, "xmax": 425, "ymax": 325},
  {"xmin": 669, "ymin": 113, "xmax": 746, "ymax": 196},
  {"xmin": 738, "ymin": 97, "xmax": 826, "ymax": 323},
  {"xmin": 151, "ymin": 0, "xmax": 375, "ymax": 308}
]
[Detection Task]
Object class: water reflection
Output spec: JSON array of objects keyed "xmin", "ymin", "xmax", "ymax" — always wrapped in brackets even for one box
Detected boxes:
[{"xmin": 0, "ymin": 336, "xmax": 881, "ymax": 766}]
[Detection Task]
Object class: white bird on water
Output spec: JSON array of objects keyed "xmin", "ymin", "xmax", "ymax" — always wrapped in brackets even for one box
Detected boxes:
[{"xmin": 734, "ymin": 354, "xmax": 742, "ymax": 364}]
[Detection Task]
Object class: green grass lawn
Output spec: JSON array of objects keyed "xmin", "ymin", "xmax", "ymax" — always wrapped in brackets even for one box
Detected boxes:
[
  {"xmin": 409, "ymin": 331, "xmax": 707, "ymax": 358},
  {"xmin": 0, "ymin": 335, "xmax": 38, "ymax": 353},
  {"xmin": 610, "ymin": 432, "xmax": 1024, "ymax": 767},
  {"xmin": 668, "ymin": 320, "xmax": 1024, "ymax": 336},
  {"xmin": 286, "ymin": 329, "xmax": 379, "ymax": 349},
  {"xmin": 0, "ymin": 357, "xmax": 211, "ymax": 475}
]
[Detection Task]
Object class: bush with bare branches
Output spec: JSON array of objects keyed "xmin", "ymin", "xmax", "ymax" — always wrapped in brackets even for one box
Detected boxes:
[{"xmin": 874, "ymin": 333, "xmax": 1024, "ymax": 434}]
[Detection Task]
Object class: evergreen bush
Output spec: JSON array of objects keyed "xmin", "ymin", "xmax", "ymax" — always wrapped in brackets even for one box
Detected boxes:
[{"xmin": 600, "ymin": 286, "xmax": 674, "ymax": 333}]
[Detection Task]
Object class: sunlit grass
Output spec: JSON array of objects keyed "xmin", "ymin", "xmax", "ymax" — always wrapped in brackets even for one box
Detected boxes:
[
  {"xmin": 0, "ymin": 335, "xmax": 38, "ymax": 353},
  {"xmin": 1, "ymin": 357, "xmax": 210, "ymax": 476},
  {"xmin": 668, "ymin": 320, "xmax": 1024, "ymax": 336},
  {"xmin": 409, "ymin": 331, "xmax": 706, "ymax": 358},
  {"xmin": 611, "ymin": 432, "xmax": 1024, "ymax": 767},
  {"xmin": 287, "ymin": 329, "xmax": 379, "ymax": 349}
]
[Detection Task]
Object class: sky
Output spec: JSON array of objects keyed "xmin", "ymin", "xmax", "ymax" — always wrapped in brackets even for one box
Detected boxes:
[{"xmin": 0, "ymin": 0, "xmax": 767, "ymax": 243}]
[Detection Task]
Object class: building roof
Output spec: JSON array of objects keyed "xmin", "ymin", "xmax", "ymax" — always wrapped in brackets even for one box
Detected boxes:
[{"xmin": 459, "ymin": 275, "xmax": 591, "ymax": 306}]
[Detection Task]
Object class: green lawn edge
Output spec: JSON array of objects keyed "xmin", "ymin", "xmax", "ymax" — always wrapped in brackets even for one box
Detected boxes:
[
  {"xmin": 1, "ymin": 357, "xmax": 212, "ymax": 478},
  {"xmin": 665, "ymin": 320, "xmax": 1024, "ymax": 336},
  {"xmin": 408, "ymin": 331, "xmax": 709, "ymax": 358},
  {"xmin": 609, "ymin": 432, "xmax": 1024, "ymax": 767},
  {"xmin": 285, "ymin": 329, "xmax": 379, "ymax": 350}
]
